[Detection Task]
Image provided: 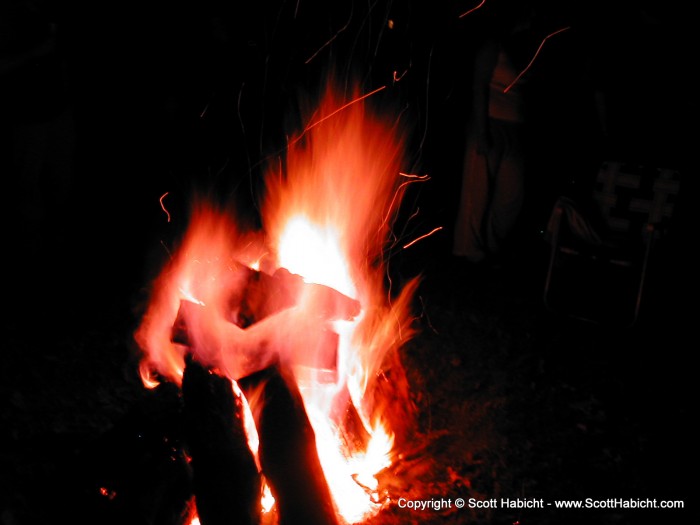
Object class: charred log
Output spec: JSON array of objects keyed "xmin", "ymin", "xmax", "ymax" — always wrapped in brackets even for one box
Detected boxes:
[
  {"xmin": 171, "ymin": 265, "xmax": 360, "ymax": 347},
  {"xmin": 239, "ymin": 361, "xmax": 339, "ymax": 525},
  {"xmin": 238, "ymin": 266, "xmax": 361, "ymax": 326},
  {"xmin": 235, "ymin": 266, "xmax": 298, "ymax": 328},
  {"xmin": 181, "ymin": 354, "xmax": 261, "ymax": 525},
  {"xmin": 170, "ymin": 265, "xmax": 358, "ymax": 381}
]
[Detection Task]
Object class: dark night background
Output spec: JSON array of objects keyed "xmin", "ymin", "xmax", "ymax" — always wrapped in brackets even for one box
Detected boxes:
[{"xmin": 1, "ymin": 1, "xmax": 696, "ymax": 524}]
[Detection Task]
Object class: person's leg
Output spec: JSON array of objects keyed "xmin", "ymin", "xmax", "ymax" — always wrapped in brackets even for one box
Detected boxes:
[
  {"xmin": 453, "ymin": 133, "xmax": 490, "ymax": 262},
  {"xmin": 485, "ymin": 122, "xmax": 524, "ymax": 256}
]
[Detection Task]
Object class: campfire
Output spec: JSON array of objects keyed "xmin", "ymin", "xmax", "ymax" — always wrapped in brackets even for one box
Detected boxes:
[{"xmin": 134, "ymin": 82, "xmax": 424, "ymax": 525}]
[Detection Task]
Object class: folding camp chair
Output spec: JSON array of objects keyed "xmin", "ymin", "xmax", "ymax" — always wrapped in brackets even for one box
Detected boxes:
[{"xmin": 543, "ymin": 160, "xmax": 682, "ymax": 327}]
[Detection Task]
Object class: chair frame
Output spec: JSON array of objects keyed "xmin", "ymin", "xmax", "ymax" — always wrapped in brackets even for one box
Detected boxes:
[{"xmin": 543, "ymin": 161, "xmax": 681, "ymax": 328}]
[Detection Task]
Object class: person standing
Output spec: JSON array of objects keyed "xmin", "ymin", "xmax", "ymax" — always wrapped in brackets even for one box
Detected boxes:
[{"xmin": 452, "ymin": 5, "xmax": 537, "ymax": 266}]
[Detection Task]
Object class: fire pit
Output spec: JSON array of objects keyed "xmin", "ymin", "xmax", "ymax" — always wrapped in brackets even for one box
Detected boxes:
[{"xmin": 133, "ymin": 82, "xmax": 425, "ymax": 525}]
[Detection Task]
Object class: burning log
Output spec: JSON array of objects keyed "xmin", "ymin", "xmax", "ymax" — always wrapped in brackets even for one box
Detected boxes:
[
  {"xmin": 239, "ymin": 361, "xmax": 339, "ymax": 525},
  {"xmin": 330, "ymin": 385, "xmax": 372, "ymax": 455},
  {"xmin": 181, "ymin": 353, "xmax": 262, "ymax": 525},
  {"xmin": 171, "ymin": 264, "xmax": 360, "ymax": 381},
  {"xmin": 237, "ymin": 266, "xmax": 361, "ymax": 327},
  {"xmin": 171, "ymin": 264, "xmax": 360, "ymax": 337}
]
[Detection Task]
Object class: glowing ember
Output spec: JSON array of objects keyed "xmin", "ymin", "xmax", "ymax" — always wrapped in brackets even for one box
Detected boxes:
[{"xmin": 134, "ymin": 81, "xmax": 419, "ymax": 524}]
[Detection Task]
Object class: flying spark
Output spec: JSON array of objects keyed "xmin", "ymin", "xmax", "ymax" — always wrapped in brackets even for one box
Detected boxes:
[
  {"xmin": 403, "ymin": 226, "xmax": 443, "ymax": 249},
  {"xmin": 399, "ymin": 172, "xmax": 430, "ymax": 180},
  {"xmin": 382, "ymin": 174, "xmax": 431, "ymax": 231},
  {"xmin": 305, "ymin": 7, "xmax": 353, "ymax": 64},
  {"xmin": 393, "ymin": 69, "xmax": 408, "ymax": 83},
  {"xmin": 459, "ymin": 0, "xmax": 486, "ymax": 19},
  {"xmin": 302, "ymin": 86, "xmax": 387, "ymax": 134},
  {"xmin": 159, "ymin": 192, "xmax": 171, "ymax": 222},
  {"xmin": 504, "ymin": 26, "xmax": 571, "ymax": 93}
]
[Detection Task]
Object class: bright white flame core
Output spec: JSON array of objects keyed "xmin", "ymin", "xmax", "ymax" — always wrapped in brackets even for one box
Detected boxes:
[{"xmin": 277, "ymin": 216, "xmax": 356, "ymax": 299}]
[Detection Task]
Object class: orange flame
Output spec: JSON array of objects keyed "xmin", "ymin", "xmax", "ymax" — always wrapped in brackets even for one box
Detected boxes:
[{"xmin": 135, "ymin": 81, "xmax": 419, "ymax": 524}]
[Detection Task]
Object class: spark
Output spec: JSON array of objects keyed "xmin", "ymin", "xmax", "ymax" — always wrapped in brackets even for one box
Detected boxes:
[
  {"xmin": 160, "ymin": 192, "xmax": 171, "ymax": 222},
  {"xmin": 416, "ymin": 44, "xmax": 434, "ymax": 153},
  {"xmin": 305, "ymin": 4, "xmax": 353, "ymax": 64},
  {"xmin": 98, "ymin": 487, "xmax": 116, "ymax": 500},
  {"xmin": 419, "ymin": 295, "xmax": 439, "ymax": 335},
  {"xmin": 406, "ymin": 206, "xmax": 421, "ymax": 222},
  {"xmin": 381, "ymin": 174, "xmax": 430, "ymax": 232},
  {"xmin": 392, "ymin": 69, "xmax": 408, "ymax": 83},
  {"xmin": 302, "ymin": 86, "xmax": 386, "ymax": 134},
  {"xmin": 459, "ymin": 0, "xmax": 486, "ymax": 19},
  {"xmin": 402, "ymin": 226, "xmax": 443, "ymax": 249},
  {"xmin": 305, "ymin": 32, "xmax": 343, "ymax": 64},
  {"xmin": 159, "ymin": 239, "xmax": 173, "ymax": 260},
  {"xmin": 399, "ymin": 172, "xmax": 430, "ymax": 180},
  {"xmin": 504, "ymin": 26, "xmax": 571, "ymax": 93}
]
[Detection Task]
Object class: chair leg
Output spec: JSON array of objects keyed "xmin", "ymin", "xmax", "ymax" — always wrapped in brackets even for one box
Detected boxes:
[
  {"xmin": 630, "ymin": 224, "xmax": 656, "ymax": 327},
  {"xmin": 542, "ymin": 206, "xmax": 563, "ymax": 311}
]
